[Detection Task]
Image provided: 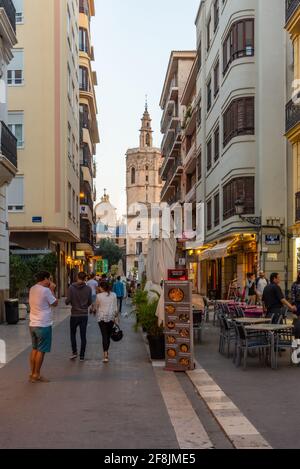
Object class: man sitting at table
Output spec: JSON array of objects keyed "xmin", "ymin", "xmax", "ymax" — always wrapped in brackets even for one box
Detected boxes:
[{"xmin": 262, "ymin": 273, "xmax": 296, "ymax": 323}]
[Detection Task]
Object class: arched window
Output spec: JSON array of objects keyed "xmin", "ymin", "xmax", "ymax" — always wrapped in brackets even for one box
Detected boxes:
[
  {"xmin": 131, "ymin": 167, "xmax": 136, "ymax": 184},
  {"xmin": 146, "ymin": 133, "xmax": 150, "ymax": 146}
]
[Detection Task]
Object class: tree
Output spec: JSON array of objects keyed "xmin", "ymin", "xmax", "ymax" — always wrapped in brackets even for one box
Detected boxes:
[
  {"xmin": 10, "ymin": 255, "xmax": 31, "ymax": 298},
  {"xmin": 95, "ymin": 239, "xmax": 123, "ymax": 269}
]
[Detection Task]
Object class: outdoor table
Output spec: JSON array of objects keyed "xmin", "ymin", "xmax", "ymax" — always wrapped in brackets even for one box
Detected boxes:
[
  {"xmin": 245, "ymin": 324, "xmax": 293, "ymax": 369},
  {"xmin": 234, "ymin": 318, "xmax": 271, "ymax": 325}
]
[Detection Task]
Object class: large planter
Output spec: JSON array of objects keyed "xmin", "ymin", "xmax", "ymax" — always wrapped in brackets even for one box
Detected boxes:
[{"xmin": 147, "ymin": 334, "xmax": 165, "ymax": 360}]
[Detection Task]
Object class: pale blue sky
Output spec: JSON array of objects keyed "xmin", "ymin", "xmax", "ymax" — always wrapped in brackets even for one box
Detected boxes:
[{"xmin": 91, "ymin": 0, "xmax": 200, "ymax": 216}]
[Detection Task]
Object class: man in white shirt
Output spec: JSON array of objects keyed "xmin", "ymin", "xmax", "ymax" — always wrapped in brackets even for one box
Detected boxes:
[
  {"xmin": 256, "ymin": 271, "xmax": 269, "ymax": 299},
  {"xmin": 29, "ymin": 271, "xmax": 58, "ymax": 383}
]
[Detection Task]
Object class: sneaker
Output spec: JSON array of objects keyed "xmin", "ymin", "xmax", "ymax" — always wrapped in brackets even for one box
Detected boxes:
[
  {"xmin": 79, "ymin": 357, "xmax": 85, "ymax": 362},
  {"xmin": 70, "ymin": 354, "xmax": 78, "ymax": 360},
  {"xmin": 102, "ymin": 357, "xmax": 109, "ymax": 363}
]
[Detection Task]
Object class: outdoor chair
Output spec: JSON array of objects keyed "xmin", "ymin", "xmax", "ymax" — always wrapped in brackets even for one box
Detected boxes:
[
  {"xmin": 234, "ymin": 323, "xmax": 271, "ymax": 370},
  {"xmin": 219, "ymin": 316, "xmax": 236, "ymax": 357},
  {"xmin": 193, "ymin": 310, "xmax": 203, "ymax": 343},
  {"xmin": 213, "ymin": 303, "xmax": 223, "ymax": 326},
  {"xmin": 234, "ymin": 306, "xmax": 245, "ymax": 318},
  {"xmin": 274, "ymin": 328, "xmax": 294, "ymax": 368}
]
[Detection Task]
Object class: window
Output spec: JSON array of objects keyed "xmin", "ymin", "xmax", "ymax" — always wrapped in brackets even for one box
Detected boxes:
[
  {"xmin": 214, "ymin": 60, "xmax": 219, "ymax": 97},
  {"xmin": 72, "ymin": 189, "xmax": 76, "ymax": 222},
  {"xmin": 214, "ymin": 193, "xmax": 220, "ymax": 226},
  {"xmin": 13, "ymin": 0, "xmax": 24, "ymax": 23},
  {"xmin": 131, "ymin": 167, "xmax": 136, "ymax": 185},
  {"xmin": 214, "ymin": 126, "xmax": 220, "ymax": 162},
  {"xmin": 79, "ymin": 66, "xmax": 89, "ymax": 92},
  {"xmin": 146, "ymin": 175, "xmax": 149, "ymax": 183},
  {"xmin": 7, "ymin": 175, "xmax": 24, "ymax": 211},
  {"xmin": 79, "ymin": 27, "xmax": 89, "ymax": 53},
  {"xmin": 197, "ymin": 151, "xmax": 202, "ymax": 181},
  {"xmin": 223, "ymin": 19, "xmax": 254, "ymax": 74},
  {"xmin": 223, "ymin": 97, "xmax": 254, "ymax": 147},
  {"xmin": 8, "ymin": 112, "xmax": 24, "ymax": 148},
  {"xmin": 207, "ymin": 138, "xmax": 212, "ymax": 171},
  {"xmin": 223, "ymin": 177, "xmax": 255, "ymax": 220},
  {"xmin": 197, "ymin": 39, "xmax": 202, "ymax": 73},
  {"xmin": 68, "ymin": 123, "xmax": 71, "ymax": 159},
  {"xmin": 207, "ymin": 17, "xmax": 211, "ymax": 51},
  {"xmin": 136, "ymin": 242, "xmax": 143, "ymax": 255},
  {"xmin": 137, "ymin": 222, "xmax": 141, "ymax": 231},
  {"xmin": 214, "ymin": 0, "xmax": 219, "ymax": 32},
  {"xmin": 197, "ymin": 100, "xmax": 202, "ymax": 127},
  {"xmin": 7, "ymin": 49, "xmax": 24, "ymax": 85},
  {"xmin": 207, "ymin": 78, "xmax": 212, "ymax": 112},
  {"xmin": 207, "ymin": 200, "xmax": 212, "ymax": 231},
  {"xmin": 68, "ymin": 183, "xmax": 72, "ymax": 219}
]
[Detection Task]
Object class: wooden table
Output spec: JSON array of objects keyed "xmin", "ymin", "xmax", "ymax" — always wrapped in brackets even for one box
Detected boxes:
[
  {"xmin": 245, "ymin": 324, "xmax": 293, "ymax": 369},
  {"xmin": 234, "ymin": 318, "xmax": 271, "ymax": 325}
]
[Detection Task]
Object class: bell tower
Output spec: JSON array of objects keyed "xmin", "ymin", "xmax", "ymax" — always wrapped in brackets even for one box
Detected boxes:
[{"xmin": 139, "ymin": 99, "xmax": 153, "ymax": 148}]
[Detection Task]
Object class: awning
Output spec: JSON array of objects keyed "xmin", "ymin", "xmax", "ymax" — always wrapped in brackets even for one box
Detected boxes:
[{"xmin": 199, "ymin": 239, "xmax": 235, "ymax": 261}]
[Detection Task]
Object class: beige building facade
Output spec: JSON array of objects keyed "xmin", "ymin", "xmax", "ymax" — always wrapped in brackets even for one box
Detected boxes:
[
  {"xmin": 7, "ymin": 0, "xmax": 81, "ymax": 296},
  {"xmin": 193, "ymin": 0, "xmax": 289, "ymax": 298},
  {"xmin": 126, "ymin": 106, "xmax": 162, "ymax": 275},
  {"xmin": 0, "ymin": 0, "xmax": 17, "ymax": 321}
]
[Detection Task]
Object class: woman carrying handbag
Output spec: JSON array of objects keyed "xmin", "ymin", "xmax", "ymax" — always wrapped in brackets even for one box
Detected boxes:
[{"xmin": 95, "ymin": 281, "xmax": 118, "ymax": 363}]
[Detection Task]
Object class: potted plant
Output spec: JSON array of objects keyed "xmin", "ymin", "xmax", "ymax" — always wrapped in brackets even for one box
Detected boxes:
[{"xmin": 133, "ymin": 290, "xmax": 165, "ymax": 359}]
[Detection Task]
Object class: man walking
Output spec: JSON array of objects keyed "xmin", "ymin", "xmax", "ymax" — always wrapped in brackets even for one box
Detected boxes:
[
  {"xmin": 66, "ymin": 272, "xmax": 92, "ymax": 361},
  {"xmin": 113, "ymin": 276, "xmax": 125, "ymax": 315},
  {"xmin": 29, "ymin": 271, "xmax": 58, "ymax": 383},
  {"xmin": 262, "ymin": 273, "xmax": 296, "ymax": 323}
]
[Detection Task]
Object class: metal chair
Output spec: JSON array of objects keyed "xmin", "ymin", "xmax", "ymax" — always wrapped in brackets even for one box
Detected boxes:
[
  {"xmin": 274, "ymin": 327, "xmax": 294, "ymax": 368},
  {"xmin": 234, "ymin": 323, "xmax": 271, "ymax": 370},
  {"xmin": 193, "ymin": 310, "xmax": 203, "ymax": 343},
  {"xmin": 219, "ymin": 316, "xmax": 236, "ymax": 357}
]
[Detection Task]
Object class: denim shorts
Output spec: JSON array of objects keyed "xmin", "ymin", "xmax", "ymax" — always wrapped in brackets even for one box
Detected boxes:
[{"xmin": 30, "ymin": 326, "xmax": 52, "ymax": 353}]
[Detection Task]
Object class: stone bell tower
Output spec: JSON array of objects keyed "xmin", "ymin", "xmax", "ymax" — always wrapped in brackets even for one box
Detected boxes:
[{"xmin": 126, "ymin": 102, "xmax": 162, "ymax": 275}]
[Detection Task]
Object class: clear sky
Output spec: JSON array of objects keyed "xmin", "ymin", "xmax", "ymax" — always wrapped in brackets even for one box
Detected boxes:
[{"xmin": 91, "ymin": 0, "xmax": 200, "ymax": 217}]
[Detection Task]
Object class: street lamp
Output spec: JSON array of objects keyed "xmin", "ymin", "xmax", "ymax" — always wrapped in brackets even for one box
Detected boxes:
[{"xmin": 234, "ymin": 198, "xmax": 261, "ymax": 227}]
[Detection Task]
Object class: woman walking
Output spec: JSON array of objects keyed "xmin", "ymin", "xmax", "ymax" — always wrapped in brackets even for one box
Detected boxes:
[
  {"xmin": 245, "ymin": 273, "xmax": 256, "ymax": 305},
  {"xmin": 96, "ymin": 281, "xmax": 118, "ymax": 363}
]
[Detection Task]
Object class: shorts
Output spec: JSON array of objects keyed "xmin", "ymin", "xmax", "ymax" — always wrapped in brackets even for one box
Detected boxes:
[{"xmin": 30, "ymin": 326, "xmax": 52, "ymax": 353}]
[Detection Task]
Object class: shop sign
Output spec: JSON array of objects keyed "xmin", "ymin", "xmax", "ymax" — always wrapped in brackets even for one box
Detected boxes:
[
  {"xmin": 265, "ymin": 234, "xmax": 281, "ymax": 245},
  {"xmin": 267, "ymin": 253, "xmax": 278, "ymax": 261},
  {"xmin": 168, "ymin": 269, "xmax": 188, "ymax": 281}
]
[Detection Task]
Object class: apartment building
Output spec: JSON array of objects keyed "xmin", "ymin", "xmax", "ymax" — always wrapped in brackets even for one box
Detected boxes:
[
  {"xmin": 7, "ymin": 0, "xmax": 80, "ymax": 297},
  {"xmin": 160, "ymin": 51, "xmax": 196, "ymax": 208},
  {"xmin": 78, "ymin": 0, "xmax": 99, "ymax": 268},
  {"xmin": 285, "ymin": 0, "xmax": 300, "ymax": 282},
  {"xmin": 0, "ymin": 0, "xmax": 17, "ymax": 322},
  {"xmin": 193, "ymin": 0, "xmax": 288, "ymax": 298}
]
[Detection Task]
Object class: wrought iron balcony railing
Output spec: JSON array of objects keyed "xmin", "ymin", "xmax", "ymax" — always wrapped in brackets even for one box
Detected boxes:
[
  {"xmin": 1, "ymin": 120, "xmax": 17, "ymax": 168},
  {"xmin": 286, "ymin": 99, "xmax": 300, "ymax": 133},
  {"xmin": 0, "ymin": 0, "xmax": 16, "ymax": 33},
  {"xmin": 286, "ymin": 0, "xmax": 300, "ymax": 24}
]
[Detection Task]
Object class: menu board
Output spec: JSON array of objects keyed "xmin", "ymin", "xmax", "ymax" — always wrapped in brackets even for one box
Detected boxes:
[{"xmin": 164, "ymin": 281, "xmax": 194, "ymax": 371}]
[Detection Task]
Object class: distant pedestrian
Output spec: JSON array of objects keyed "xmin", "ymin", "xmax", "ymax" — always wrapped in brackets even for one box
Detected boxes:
[
  {"xmin": 87, "ymin": 273, "xmax": 98, "ymax": 313},
  {"xmin": 66, "ymin": 272, "xmax": 92, "ymax": 361},
  {"xmin": 245, "ymin": 273, "xmax": 256, "ymax": 305},
  {"xmin": 96, "ymin": 281, "xmax": 118, "ymax": 363},
  {"xmin": 255, "ymin": 271, "xmax": 268, "ymax": 302},
  {"xmin": 113, "ymin": 276, "xmax": 125, "ymax": 315},
  {"xmin": 262, "ymin": 273, "xmax": 296, "ymax": 323},
  {"xmin": 29, "ymin": 271, "xmax": 58, "ymax": 383}
]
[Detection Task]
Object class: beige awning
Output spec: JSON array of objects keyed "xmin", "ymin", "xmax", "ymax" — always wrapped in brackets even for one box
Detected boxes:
[{"xmin": 199, "ymin": 239, "xmax": 235, "ymax": 261}]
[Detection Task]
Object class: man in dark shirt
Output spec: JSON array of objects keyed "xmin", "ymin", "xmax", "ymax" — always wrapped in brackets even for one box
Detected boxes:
[{"xmin": 262, "ymin": 273, "xmax": 296, "ymax": 323}]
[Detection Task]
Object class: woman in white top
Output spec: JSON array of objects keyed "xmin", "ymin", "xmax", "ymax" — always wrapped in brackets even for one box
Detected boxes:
[{"xmin": 96, "ymin": 281, "xmax": 118, "ymax": 363}]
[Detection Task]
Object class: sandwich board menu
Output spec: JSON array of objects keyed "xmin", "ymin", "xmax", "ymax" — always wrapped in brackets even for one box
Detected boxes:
[{"xmin": 164, "ymin": 281, "xmax": 194, "ymax": 371}]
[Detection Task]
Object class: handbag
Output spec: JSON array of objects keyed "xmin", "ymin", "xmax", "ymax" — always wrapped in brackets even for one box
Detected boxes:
[{"xmin": 111, "ymin": 324, "xmax": 123, "ymax": 342}]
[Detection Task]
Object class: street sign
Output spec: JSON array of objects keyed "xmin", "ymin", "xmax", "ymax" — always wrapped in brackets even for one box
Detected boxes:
[{"xmin": 265, "ymin": 234, "xmax": 281, "ymax": 245}]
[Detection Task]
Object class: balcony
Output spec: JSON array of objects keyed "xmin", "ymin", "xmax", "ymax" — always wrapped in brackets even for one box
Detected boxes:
[
  {"xmin": 161, "ymin": 157, "xmax": 183, "ymax": 201},
  {"xmin": 184, "ymin": 141, "xmax": 196, "ymax": 170},
  {"xmin": 79, "ymin": 0, "xmax": 90, "ymax": 16},
  {"xmin": 286, "ymin": 99, "xmax": 300, "ymax": 136},
  {"xmin": 80, "ymin": 144, "xmax": 93, "ymax": 175},
  {"xmin": 0, "ymin": 121, "xmax": 17, "ymax": 185},
  {"xmin": 0, "ymin": 0, "xmax": 16, "ymax": 33},
  {"xmin": 286, "ymin": 0, "xmax": 300, "ymax": 25}
]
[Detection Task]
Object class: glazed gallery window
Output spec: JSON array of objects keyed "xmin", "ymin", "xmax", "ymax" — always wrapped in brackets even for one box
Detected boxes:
[
  {"xmin": 79, "ymin": 66, "xmax": 89, "ymax": 92},
  {"xmin": 79, "ymin": 28, "xmax": 89, "ymax": 53},
  {"xmin": 13, "ymin": 0, "xmax": 24, "ymax": 23},
  {"xmin": 223, "ymin": 177, "xmax": 255, "ymax": 221},
  {"xmin": 223, "ymin": 19, "xmax": 254, "ymax": 74},
  {"xmin": 8, "ymin": 112, "xmax": 24, "ymax": 148},
  {"xmin": 7, "ymin": 49, "xmax": 24, "ymax": 85},
  {"xmin": 223, "ymin": 97, "xmax": 254, "ymax": 147},
  {"xmin": 7, "ymin": 176, "xmax": 24, "ymax": 212}
]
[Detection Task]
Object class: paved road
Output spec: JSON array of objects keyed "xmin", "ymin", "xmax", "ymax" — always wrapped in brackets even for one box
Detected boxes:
[
  {"xmin": 0, "ymin": 313, "xmax": 178, "ymax": 449},
  {"xmin": 195, "ymin": 320, "xmax": 300, "ymax": 449}
]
